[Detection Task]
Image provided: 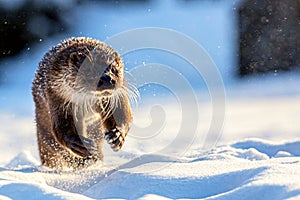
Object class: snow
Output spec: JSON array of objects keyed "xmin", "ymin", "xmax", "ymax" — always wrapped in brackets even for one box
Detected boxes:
[
  {"xmin": 1, "ymin": 95, "xmax": 300, "ymax": 199},
  {"xmin": 1, "ymin": 139, "xmax": 300, "ymax": 199},
  {"xmin": 1, "ymin": 0, "xmax": 300, "ymax": 199}
]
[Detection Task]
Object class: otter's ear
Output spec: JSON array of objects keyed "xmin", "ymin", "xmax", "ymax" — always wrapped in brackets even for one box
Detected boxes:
[{"xmin": 69, "ymin": 52, "xmax": 79, "ymax": 66}]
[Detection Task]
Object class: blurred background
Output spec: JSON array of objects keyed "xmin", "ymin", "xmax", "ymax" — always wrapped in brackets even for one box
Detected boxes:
[{"xmin": 0, "ymin": 0, "xmax": 299, "ymax": 162}]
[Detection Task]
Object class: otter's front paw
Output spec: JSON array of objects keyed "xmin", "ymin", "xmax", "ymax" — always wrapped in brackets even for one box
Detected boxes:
[
  {"xmin": 104, "ymin": 128, "xmax": 125, "ymax": 151},
  {"xmin": 64, "ymin": 135, "xmax": 98, "ymax": 157}
]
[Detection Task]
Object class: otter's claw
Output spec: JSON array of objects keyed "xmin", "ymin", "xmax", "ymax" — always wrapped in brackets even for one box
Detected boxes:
[
  {"xmin": 104, "ymin": 128, "xmax": 125, "ymax": 151},
  {"xmin": 64, "ymin": 135, "xmax": 98, "ymax": 157}
]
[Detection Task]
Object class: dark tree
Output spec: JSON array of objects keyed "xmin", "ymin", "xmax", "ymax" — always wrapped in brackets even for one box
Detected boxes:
[{"xmin": 238, "ymin": 0, "xmax": 300, "ymax": 76}]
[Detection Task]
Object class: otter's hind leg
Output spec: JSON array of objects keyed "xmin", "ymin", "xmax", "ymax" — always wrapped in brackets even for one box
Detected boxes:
[{"xmin": 34, "ymin": 95, "xmax": 65, "ymax": 168}]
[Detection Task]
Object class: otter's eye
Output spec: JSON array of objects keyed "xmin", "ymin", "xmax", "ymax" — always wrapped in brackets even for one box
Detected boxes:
[
  {"xmin": 111, "ymin": 66, "xmax": 117, "ymax": 75},
  {"xmin": 108, "ymin": 63, "xmax": 118, "ymax": 76}
]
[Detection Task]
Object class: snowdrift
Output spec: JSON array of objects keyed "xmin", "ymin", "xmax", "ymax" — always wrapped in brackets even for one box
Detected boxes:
[{"xmin": 1, "ymin": 138, "xmax": 300, "ymax": 200}]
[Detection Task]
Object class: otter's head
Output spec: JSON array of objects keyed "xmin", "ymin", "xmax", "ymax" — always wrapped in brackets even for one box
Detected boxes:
[
  {"xmin": 61, "ymin": 40, "xmax": 138, "ymax": 123},
  {"xmin": 67, "ymin": 44, "xmax": 124, "ymax": 97}
]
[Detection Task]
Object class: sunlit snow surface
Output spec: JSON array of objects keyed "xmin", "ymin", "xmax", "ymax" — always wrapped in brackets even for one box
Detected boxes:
[
  {"xmin": 1, "ymin": 0, "xmax": 300, "ymax": 199},
  {"xmin": 1, "ymin": 139, "xmax": 300, "ymax": 199}
]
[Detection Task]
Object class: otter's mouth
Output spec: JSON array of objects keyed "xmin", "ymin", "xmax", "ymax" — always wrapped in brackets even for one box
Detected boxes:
[{"xmin": 92, "ymin": 90, "xmax": 113, "ymax": 97}]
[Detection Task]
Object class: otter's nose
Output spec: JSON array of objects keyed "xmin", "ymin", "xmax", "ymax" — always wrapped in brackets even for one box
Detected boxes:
[{"xmin": 97, "ymin": 74, "xmax": 116, "ymax": 90}]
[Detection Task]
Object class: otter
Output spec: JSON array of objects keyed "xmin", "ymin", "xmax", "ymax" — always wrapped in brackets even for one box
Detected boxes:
[{"xmin": 32, "ymin": 37, "xmax": 137, "ymax": 169}]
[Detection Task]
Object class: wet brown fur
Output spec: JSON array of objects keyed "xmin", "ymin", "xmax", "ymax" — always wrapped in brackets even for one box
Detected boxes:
[{"xmin": 32, "ymin": 37, "xmax": 134, "ymax": 170}]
